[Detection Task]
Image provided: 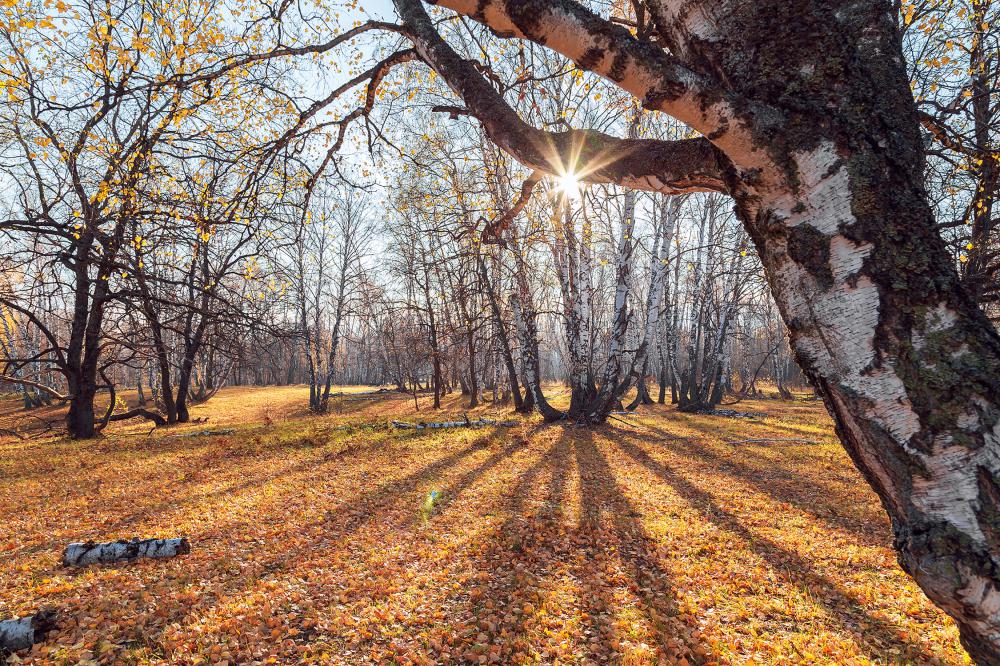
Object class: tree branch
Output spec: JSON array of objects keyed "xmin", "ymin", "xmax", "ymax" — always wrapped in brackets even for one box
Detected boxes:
[
  {"xmin": 0, "ymin": 375, "xmax": 68, "ymax": 401},
  {"xmin": 396, "ymin": 0, "xmax": 729, "ymax": 194},
  {"xmin": 481, "ymin": 170, "xmax": 542, "ymax": 243},
  {"xmin": 415, "ymin": 0, "xmax": 776, "ymax": 173}
]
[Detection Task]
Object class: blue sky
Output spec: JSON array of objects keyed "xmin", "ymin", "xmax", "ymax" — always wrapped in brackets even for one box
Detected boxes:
[{"xmin": 358, "ymin": 0, "xmax": 397, "ymax": 21}]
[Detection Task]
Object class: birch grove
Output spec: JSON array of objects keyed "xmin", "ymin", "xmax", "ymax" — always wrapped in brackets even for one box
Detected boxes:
[{"xmin": 1, "ymin": 0, "xmax": 999, "ymax": 659}]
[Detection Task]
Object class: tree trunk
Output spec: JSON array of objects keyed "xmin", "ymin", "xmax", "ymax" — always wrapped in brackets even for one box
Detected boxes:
[
  {"xmin": 479, "ymin": 256, "xmax": 525, "ymax": 411},
  {"xmin": 66, "ymin": 376, "xmax": 96, "ymax": 439},
  {"xmin": 718, "ymin": 19, "xmax": 1000, "ymax": 657},
  {"xmin": 0, "ymin": 610, "xmax": 57, "ymax": 654},
  {"xmin": 511, "ymin": 294, "xmax": 561, "ymax": 422}
]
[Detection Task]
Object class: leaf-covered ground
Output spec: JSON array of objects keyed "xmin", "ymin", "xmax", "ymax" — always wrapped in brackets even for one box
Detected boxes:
[{"xmin": 0, "ymin": 387, "xmax": 968, "ymax": 664}]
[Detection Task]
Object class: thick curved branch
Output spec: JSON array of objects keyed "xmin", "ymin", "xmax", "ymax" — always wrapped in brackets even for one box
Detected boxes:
[
  {"xmin": 104, "ymin": 408, "xmax": 168, "ymax": 427},
  {"xmin": 425, "ymin": 0, "xmax": 710, "ymax": 113},
  {"xmin": 397, "ymin": 0, "xmax": 729, "ymax": 193},
  {"xmin": 415, "ymin": 0, "xmax": 776, "ymax": 173}
]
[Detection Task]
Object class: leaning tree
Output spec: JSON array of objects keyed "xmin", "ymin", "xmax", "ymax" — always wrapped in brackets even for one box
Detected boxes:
[{"xmin": 363, "ymin": 0, "xmax": 1000, "ymax": 660}]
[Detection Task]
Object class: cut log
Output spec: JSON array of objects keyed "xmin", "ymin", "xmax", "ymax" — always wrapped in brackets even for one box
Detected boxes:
[
  {"xmin": 0, "ymin": 609, "xmax": 57, "ymax": 654},
  {"xmin": 62, "ymin": 537, "xmax": 190, "ymax": 567}
]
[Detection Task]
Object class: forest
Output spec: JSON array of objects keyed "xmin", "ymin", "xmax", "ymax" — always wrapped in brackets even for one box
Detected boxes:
[{"xmin": 1, "ymin": 0, "xmax": 999, "ymax": 663}]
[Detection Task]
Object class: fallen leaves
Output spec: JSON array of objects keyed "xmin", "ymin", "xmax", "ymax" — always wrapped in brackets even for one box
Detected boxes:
[{"xmin": 0, "ymin": 386, "xmax": 970, "ymax": 664}]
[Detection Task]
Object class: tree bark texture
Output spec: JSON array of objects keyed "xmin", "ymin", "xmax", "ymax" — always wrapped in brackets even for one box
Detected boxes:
[
  {"xmin": 62, "ymin": 538, "xmax": 190, "ymax": 567},
  {"xmin": 0, "ymin": 610, "xmax": 57, "ymax": 655}
]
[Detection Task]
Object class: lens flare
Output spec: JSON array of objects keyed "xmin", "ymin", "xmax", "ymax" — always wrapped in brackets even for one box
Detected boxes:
[{"xmin": 557, "ymin": 172, "xmax": 582, "ymax": 200}]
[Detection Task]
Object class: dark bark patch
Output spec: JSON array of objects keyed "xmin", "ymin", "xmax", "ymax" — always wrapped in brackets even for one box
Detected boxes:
[
  {"xmin": 641, "ymin": 82, "xmax": 686, "ymax": 110},
  {"xmin": 577, "ymin": 47, "xmax": 604, "ymax": 72},
  {"xmin": 608, "ymin": 51, "xmax": 628, "ymax": 82},
  {"xmin": 786, "ymin": 224, "xmax": 833, "ymax": 289},
  {"xmin": 976, "ymin": 466, "xmax": 1000, "ymax": 554}
]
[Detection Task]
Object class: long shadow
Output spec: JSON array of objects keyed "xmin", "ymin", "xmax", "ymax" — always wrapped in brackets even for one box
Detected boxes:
[
  {"xmin": 573, "ymin": 429, "xmax": 711, "ymax": 665},
  {"xmin": 106, "ymin": 427, "xmax": 513, "ymax": 655},
  {"xmin": 325, "ymin": 392, "xmax": 403, "ymax": 417},
  {"xmin": 424, "ymin": 434, "xmax": 572, "ymax": 663},
  {"xmin": 614, "ymin": 434, "xmax": 950, "ymax": 665},
  {"xmin": 207, "ymin": 427, "xmax": 514, "ymax": 575},
  {"xmin": 382, "ymin": 432, "xmax": 533, "ymax": 535},
  {"xmin": 3, "ymin": 431, "xmax": 397, "ymax": 563},
  {"xmin": 644, "ymin": 424, "xmax": 888, "ymax": 547}
]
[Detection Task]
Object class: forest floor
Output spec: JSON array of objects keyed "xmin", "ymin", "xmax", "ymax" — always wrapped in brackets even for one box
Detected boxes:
[{"xmin": 0, "ymin": 385, "xmax": 968, "ymax": 665}]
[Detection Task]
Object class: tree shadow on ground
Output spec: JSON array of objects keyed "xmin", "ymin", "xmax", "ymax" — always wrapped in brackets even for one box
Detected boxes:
[
  {"xmin": 4, "ymin": 426, "xmax": 400, "ymax": 561},
  {"xmin": 434, "ymin": 427, "xmax": 713, "ymax": 664},
  {"xmin": 428, "ymin": 435, "xmax": 570, "ymax": 663},
  {"xmin": 613, "ymin": 432, "xmax": 950, "ymax": 665},
  {"xmin": 83, "ymin": 427, "xmax": 519, "ymax": 654},
  {"xmin": 573, "ymin": 428, "xmax": 712, "ymax": 664},
  {"xmin": 643, "ymin": 423, "xmax": 888, "ymax": 548}
]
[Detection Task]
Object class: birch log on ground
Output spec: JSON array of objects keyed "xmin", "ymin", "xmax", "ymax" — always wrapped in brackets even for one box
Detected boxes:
[
  {"xmin": 0, "ymin": 609, "xmax": 57, "ymax": 654},
  {"xmin": 62, "ymin": 538, "xmax": 190, "ymax": 567}
]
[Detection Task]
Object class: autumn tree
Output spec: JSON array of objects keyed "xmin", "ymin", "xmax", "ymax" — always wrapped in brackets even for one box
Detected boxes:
[
  {"xmin": 290, "ymin": 182, "xmax": 374, "ymax": 414},
  {"xmin": 0, "ymin": 0, "xmax": 307, "ymax": 436}
]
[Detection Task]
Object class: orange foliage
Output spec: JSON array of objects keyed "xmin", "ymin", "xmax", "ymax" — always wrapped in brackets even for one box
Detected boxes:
[{"xmin": 0, "ymin": 387, "xmax": 968, "ymax": 664}]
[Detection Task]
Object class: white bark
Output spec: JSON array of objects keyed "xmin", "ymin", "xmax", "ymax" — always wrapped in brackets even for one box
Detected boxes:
[
  {"xmin": 746, "ymin": 141, "xmax": 1000, "ymax": 645},
  {"xmin": 0, "ymin": 610, "xmax": 57, "ymax": 654},
  {"xmin": 0, "ymin": 617, "xmax": 35, "ymax": 654},
  {"xmin": 62, "ymin": 538, "xmax": 190, "ymax": 567}
]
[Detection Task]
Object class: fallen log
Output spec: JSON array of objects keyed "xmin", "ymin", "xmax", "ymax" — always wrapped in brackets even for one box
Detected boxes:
[
  {"xmin": 170, "ymin": 428, "xmax": 235, "ymax": 438},
  {"xmin": 392, "ymin": 418, "xmax": 519, "ymax": 430},
  {"xmin": 62, "ymin": 537, "xmax": 190, "ymax": 567},
  {"xmin": 329, "ymin": 388, "xmax": 392, "ymax": 398},
  {"xmin": 690, "ymin": 408, "xmax": 763, "ymax": 419},
  {"xmin": 0, "ymin": 609, "xmax": 57, "ymax": 654}
]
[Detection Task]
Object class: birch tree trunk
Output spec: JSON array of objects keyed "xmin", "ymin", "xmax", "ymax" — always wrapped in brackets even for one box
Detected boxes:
[{"xmin": 62, "ymin": 538, "xmax": 190, "ymax": 566}]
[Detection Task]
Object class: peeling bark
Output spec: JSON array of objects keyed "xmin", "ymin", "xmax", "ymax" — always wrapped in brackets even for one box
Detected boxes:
[
  {"xmin": 62, "ymin": 538, "xmax": 190, "ymax": 567},
  {"xmin": 0, "ymin": 609, "xmax": 57, "ymax": 655}
]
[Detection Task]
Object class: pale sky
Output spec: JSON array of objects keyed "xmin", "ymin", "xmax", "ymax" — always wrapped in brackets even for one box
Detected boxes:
[{"xmin": 358, "ymin": 0, "xmax": 397, "ymax": 21}]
